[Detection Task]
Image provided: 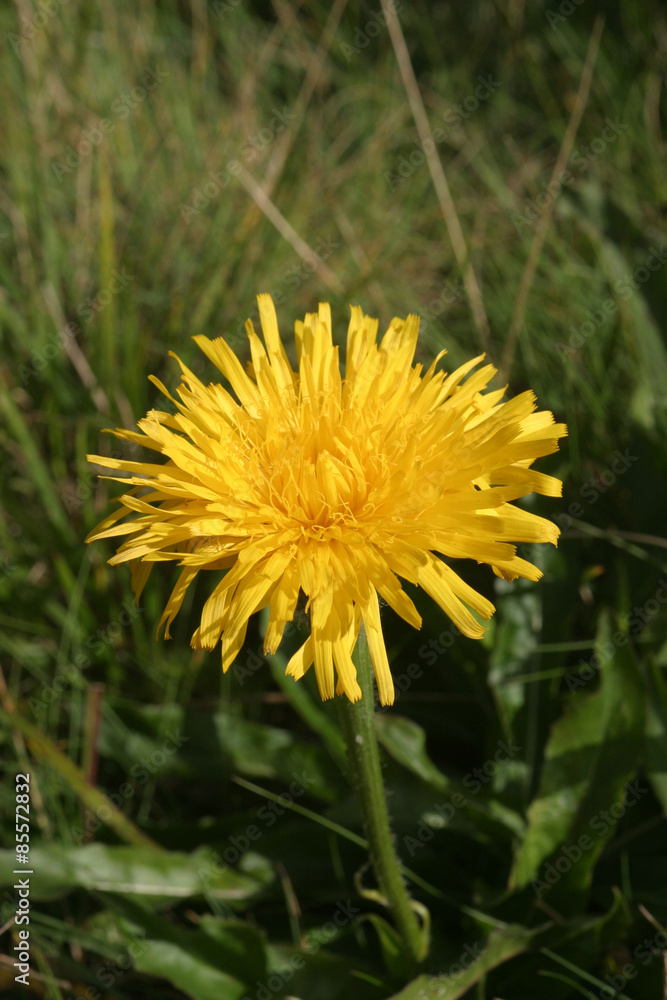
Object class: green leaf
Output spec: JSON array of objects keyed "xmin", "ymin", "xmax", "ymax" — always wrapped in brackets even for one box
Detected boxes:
[
  {"xmin": 390, "ymin": 893, "xmax": 631, "ymax": 1000},
  {"xmin": 376, "ymin": 716, "xmax": 524, "ymax": 840},
  {"xmin": 133, "ymin": 939, "xmax": 247, "ymax": 1000},
  {"xmin": 387, "ymin": 923, "xmax": 546, "ymax": 999},
  {"xmin": 375, "ymin": 714, "xmax": 449, "ymax": 791},
  {"xmin": 0, "ymin": 844, "xmax": 273, "ymax": 904},
  {"xmin": 102, "ymin": 902, "xmax": 268, "ymax": 1000},
  {"xmin": 510, "ymin": 612, "xmax": 645, "ymax": 904},
  {"xmin": 199, "ymin": 916, "xmax": 268, "ymax": 978},
  {"xmin": 100, "ymin": 703, "xmax": 343, "ymax": 801}
]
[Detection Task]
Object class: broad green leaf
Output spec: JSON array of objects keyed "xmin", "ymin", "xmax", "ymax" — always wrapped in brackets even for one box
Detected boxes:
[
  {"xmin": 199, "ymin": 916, "xmax": 268, "ymax": 977},
  {"xmin": 375, "ymin": 713, "xmax": 524, "ymax": 846},
  {"xmin": 375, "ymin": 714, "xmax": 449, "ymax": 791},
  {"xmin": 510, "ymin": 612, "xmax": 645, "ymax": 903},
  {"xmin": 0, "ymin": 844, "xmax": 273, "ymax": 904},
  {"xmin": 388, "ymin": 923, "xmax": 546, "ymax": 999},
  {"xmin": 376, "ymin": 716, "xmax": 524, "ymax": 839},
  {"xmin": 100, "ymin": 703, "xmax": 343, "ymax": 801},
  {"xmin": 102, "ymin": 902, "xmax": 382, "ymax": 1000},
  {"xmin": 100, "ymin": 903, "xmax": 268, "ymax": 1000},
  {"xmin": 133, "ymin": 939, "xmax": 247, "ymax": 1000}
]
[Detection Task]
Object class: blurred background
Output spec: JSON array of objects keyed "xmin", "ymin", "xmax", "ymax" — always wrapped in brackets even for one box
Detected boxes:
[{"xmin": 1, "ymin": 1, "xmax": 667, "ymax": 998}]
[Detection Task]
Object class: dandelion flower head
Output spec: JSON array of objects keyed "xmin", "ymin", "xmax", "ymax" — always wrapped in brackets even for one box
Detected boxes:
[{"xmin": 87, "ymin": 295, "xmax": 566, "ymax": 705}]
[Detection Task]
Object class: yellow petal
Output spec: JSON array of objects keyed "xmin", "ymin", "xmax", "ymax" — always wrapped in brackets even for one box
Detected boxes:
[
  {"xmin": 286, "ymin": 637, "xmax": 314, "ymax": 680},
  {"xmin": 362, "ymin": 593, "xmax": 394, "ymax": 706},
  {"xmin": 157, "ymin": 566, "xmax": 198, "ymax": 639},
  {"xmin": 418, "ymin": 555, "xmax": 487, "ymax": 639}
]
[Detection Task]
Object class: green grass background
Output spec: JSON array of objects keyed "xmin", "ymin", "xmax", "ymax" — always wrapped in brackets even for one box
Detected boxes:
[{"xmin": 1, "ymin": 1, "xmax": 667, "ymax": 997}]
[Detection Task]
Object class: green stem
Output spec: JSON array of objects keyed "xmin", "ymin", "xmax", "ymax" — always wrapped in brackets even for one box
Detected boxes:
[{"xmin": 338, "ymin": 626, "xmax": 426, "ymax": 964}]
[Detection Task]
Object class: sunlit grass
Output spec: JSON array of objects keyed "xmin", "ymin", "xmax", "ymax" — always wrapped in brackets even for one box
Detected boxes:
[{"xmin": 0, "ymin": 2, "xmax": 666, "ymax": 998}]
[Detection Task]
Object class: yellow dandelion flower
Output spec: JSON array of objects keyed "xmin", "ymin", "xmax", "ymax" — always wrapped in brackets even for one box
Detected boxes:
[{"xmin": 86, "ymin": 295, "xmax": 566, "ymax": 706}]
